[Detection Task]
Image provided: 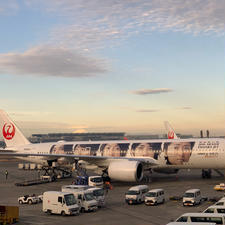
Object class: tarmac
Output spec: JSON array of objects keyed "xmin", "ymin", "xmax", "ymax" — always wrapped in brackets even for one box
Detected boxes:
[{"xmin": 0, "ymin": 160, "xmax": 225, "ymax": 225}]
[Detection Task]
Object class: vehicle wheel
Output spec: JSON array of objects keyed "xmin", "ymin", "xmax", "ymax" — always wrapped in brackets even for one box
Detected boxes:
[
  {"xmin": 28, "ymin": 200, "xmax": 32, "ymax": 205},
  {"xmin": 46, "ymin": 209, "xmax": 52, "ymax": 215},
  {"xmin": 61, "ymin": 211, "xmax": 66, "ymax": 216},
  {"xmin": 80, "ymin": 208, "xmax": 85, "ymax": 213},
  {"xmin": 19, "ymin": 200, "xmax": 23, "ymax": 204},
  {"xmin": 162, "ymin": 199, "xmax": 165, "ymax": 204}
]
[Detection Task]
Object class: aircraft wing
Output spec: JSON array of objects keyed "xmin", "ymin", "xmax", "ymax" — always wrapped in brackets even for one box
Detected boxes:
[{"xmin": 0, "ymin": 150, "xmax": 159, "ymax": 166}]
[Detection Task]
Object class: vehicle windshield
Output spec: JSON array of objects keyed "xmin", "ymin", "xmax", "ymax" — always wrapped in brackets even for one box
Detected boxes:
[
  {"xmin": 184, "ymin": 193, "xmax": 194, "ymax": 197},
  {"xmin": 126, "ymin": 190, "xmax": 140, "ymax": 195},
  {"xmin": 146, "ymin": 192, "xmax": 156, "ymax": 197},
  {"xmin": 93, "ymin": 189, "xmax": 104, "ymax": 197},
  {"xmin": 64, "ymin": 194, "xmax": 76, "ymax": 206},
  {"xmin": 84, "ymin": 193, "xmax": 94, "ymax": 201},
  {"xmin": 90, "ymin": 177, "xmax": 103, "ymax": 183}
]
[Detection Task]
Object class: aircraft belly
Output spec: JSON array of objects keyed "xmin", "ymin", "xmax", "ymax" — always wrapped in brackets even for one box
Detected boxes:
[{"xmin": 16, "ymin": 156, "xmax": 47, "ymax": 165}]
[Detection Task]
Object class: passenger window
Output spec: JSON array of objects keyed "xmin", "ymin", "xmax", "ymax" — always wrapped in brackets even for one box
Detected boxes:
[
  {"xmin": 218, "ymin": 209, "xmax": 225, "ymax": 213},
  {"xmin": 190, "ymin": 217, "xmax": 206, "ymax": 222},
  {"xmin": 207, "ymin": 217, "xmax": 223, "ymax": 224},
  {"xmin": 177, "ymin": 216, "xmax": 188, "ymax": 222},
  {"xmin": 216, "ymin": 202, "xmax": 224, "ymax": 206},
  {"xmin": 78, "ymin": 194, "xmax": 82, "ymax": 200},
  {"xmin": 205, "ymin": 209, "xmax": 214, "ymax": 213},
  {"xmin": 58, "ymin": 196, "xmax": 62, "ymax": 203}
]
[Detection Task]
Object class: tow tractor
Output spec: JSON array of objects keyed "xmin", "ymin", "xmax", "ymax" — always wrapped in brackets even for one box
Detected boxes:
[{"xmin": 18, "ymin": 195, "xmax": 39, "ymax": 204}]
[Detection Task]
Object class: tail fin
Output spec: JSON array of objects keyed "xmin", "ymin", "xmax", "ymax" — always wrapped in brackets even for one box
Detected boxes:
[
  {"xmin": 164, "ymin": 121, "xmax": 179, "ymax": 139},
  {"xmin": 0, "ymin": 110, "xmax": 30, "ymax": 147}
]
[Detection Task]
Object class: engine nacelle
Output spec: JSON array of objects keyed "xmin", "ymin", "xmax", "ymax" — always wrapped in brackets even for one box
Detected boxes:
[
  {"xmin": 108, "ymin": 160, "xmax": 143, "ymax": 182},
  {"xmin": 153, "ymin": 168, "xmax": 179, "ymax": 174}
]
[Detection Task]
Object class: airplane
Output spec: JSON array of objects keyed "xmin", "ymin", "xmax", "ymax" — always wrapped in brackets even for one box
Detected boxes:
[{"xmin": 0, "ymin": 109, "xmax": 224, "ymax": 182}]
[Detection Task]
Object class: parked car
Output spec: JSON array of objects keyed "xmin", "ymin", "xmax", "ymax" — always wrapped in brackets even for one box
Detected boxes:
[
  {"xmin": 175, "ymin": 213, "xmax": 225, "ymax": 224},
  {"xmin": 125, "ymin": 185, "xmax": 149, "ymax": 204},
  {"xmin": 203, "ymin": 205, "xmax": 225, "ymax": 214},
  {"xmin": 183, "ymin": 189, "xmax": 201, "ymax": 206},
  {"xmin": 145, "ymin": 189, "xmax": 165, "ymax": 206},
  {"xmin": 214, "ymin": 183, "xmax": 225, "ymax": 191}
]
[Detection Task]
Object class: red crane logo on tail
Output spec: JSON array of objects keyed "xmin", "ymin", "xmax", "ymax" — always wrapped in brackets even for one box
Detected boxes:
[
  {"xmin": 2, "ymin": 123, "xmax": 15, "ymax": 140},
  {"xmin": 168, "ymin": 131, "xmax": 174, "ymax": 139}
]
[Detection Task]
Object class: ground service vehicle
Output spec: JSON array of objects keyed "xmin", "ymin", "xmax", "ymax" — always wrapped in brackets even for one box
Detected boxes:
[
  {"xmin": 125, "ymin": 185, "xmax": 149, "ymax": 204},
  {"xmin": 18, "ymin": 195, "xmax": 39, "ymax": 204},
  {"xmin": 88, "ymin": 187, "xmax": 105, "ymax": 207},
  {"xmin": 167, "ymin": 222, "xmax": 216, "ymax": 225},
  {"xmin": 43, "ymin": 191, "xmax": 80, "ymax": 216},
  {"xmin": 214, "ymin": 184, "xmax": 225, "ymax": 191},
  {"xmin": 204, "ymin": 206, "xmax": 225, "ymax": 214},
  {"xmin": 215, "ymin": 198, "xmax": 225, "ymax": 206},
  {"xmin": 62, "ymin": 185, "xmax": 89, "ymax": 192},
  {"xmin": 176, "ymin": 213, "xmax": 225, "ymax": 224},
  {"xmin": 145, "ymin": 189, "xmax": 165, "ymax": 205},
  {"xmin": 183, "ymin": 189, "xmax": 201, "ymax": 206},
  {"xmin": 65, "ymin": 189, "xmax": 98, "ymax": 212},
  {"xmin": 0, "ymin": 206, "xmax": 19, "ymax": 224},
  {"xmin": 73, "ymin": 176, "xmax": 103, "ymax": 187}
]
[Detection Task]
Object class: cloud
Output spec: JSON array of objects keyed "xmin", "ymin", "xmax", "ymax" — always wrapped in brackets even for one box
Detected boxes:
[
  {"xmin": 136, "ymin": 109, "xmax": 159, "ymax": 113},
  {"xmin": 0, "ymin": 0, "xmax": 19, "ymax": 15},
  {"xmin": 0, "ymin": 46, "xmax": 107, "ymax": 77},
  {"xmin": 177, "ymin": 107, "xmax": 192, "ymax": 110},
  {"xmin": 25, "ymin": 0, "xmax": 225, "ymax": 50},
  {"xmin": 132, "ymin": 88, "xmax": 173, "ymax": 95},
  {"xmin": 72, "ymin": 129, "xmax": 87, "ymax": 133}
]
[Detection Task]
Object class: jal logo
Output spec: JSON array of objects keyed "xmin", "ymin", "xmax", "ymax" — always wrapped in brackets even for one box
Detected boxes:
[
  {"xmin": 168, "ymin": 131, "xmax": 174, "ymax": 139},
  {"xmin": 2, "ymin": 123, "xmax": 15, "ymax": 140}
]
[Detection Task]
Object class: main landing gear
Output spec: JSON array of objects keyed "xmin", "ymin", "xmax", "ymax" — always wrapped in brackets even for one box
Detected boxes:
[{"xmin": 202, "ymin": 169, "xmax": 212, "ymax": 179}]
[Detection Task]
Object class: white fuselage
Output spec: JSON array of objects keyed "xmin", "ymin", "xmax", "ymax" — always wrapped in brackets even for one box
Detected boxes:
[{"xmin": 6, "ymin": 138, "xmax": 225, "ymax": 170}]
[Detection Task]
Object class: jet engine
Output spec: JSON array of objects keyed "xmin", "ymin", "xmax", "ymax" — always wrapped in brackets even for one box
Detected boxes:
[{"xmin": 108, "ymin": 160, "xmax": 143, "ymax": 182}]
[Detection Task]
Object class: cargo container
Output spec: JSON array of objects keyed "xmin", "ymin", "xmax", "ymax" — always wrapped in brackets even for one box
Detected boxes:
[{"xmin": 0, "ymin": 205, "xmax": 19, "ymax": 224}]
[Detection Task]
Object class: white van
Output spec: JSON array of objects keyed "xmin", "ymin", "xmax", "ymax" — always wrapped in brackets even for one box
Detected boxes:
[
  {"xmin": 204, "ymin": 206, "xmax": 225, "ymax": 214},
  {"xmin": 88, "ymin": 187, "xmax": 105, "ymax": 207},
  {"xmin": 67, "ymin": 189, "xmax": 98, "ymax": 212},
  {"xmin": 167, "ymin": 223, "xmax": 216, "ymax": 225},
  {"xmin": 125, "ymin": 185, "xmax": 149, "ymax": 204},
  {"xmin": 215, "ymin": 198, "xmax": 225, "ymax": 206},
  {"xmin": 176, "ymin": 213, "xmax": 225, "ymax": 224},
  {"xmin": 145, "ymin": 189, "xmax": 165, "ymax": 205},
  {"xmin": 43, "ymin": 191, "xmax": 80, "ymax": 216},
  {"xmin": 183, "ymin": 189, "xmax": 201, "ymax": 206},
  {"xmin": 88, "ymin": 176, "xmax": 103, "ymax": 187}
]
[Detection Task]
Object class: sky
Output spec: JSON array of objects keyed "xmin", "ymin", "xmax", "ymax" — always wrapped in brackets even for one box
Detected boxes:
[{"xmin": 0, "ymin": 0, "xmax": 224, "ymax": 137}]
